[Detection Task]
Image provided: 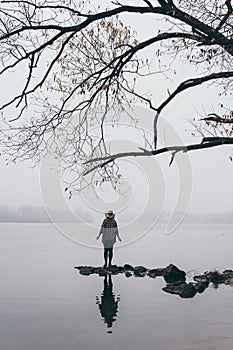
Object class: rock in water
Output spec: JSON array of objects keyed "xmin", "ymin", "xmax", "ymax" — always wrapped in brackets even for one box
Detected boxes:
[
  {"xmin": 134, "ymin": 266, "xmax": 147, "ymax": 273},
  {"xmin": 107, "ymin": 265, "xmax": 124, "ymax": 274},
  {"xmin": 223, "ymin": 269, "xmax": 233, "ymax": 274},
  {"xmin": 79, "ymin": 267, "xmax": 94, "ymax": 276},
  {"xmin": 207, "ymin": 270, "xmax": 233, "ymax": 286},
  {"xmin": 193, "ymin": 274, "xmax": 209, "ymax": 284},
  {"xmin": 133, "ymin": 266, "xmax": 147, "ymax": 277},
  {"xmin": 148, "ymin": 268, "xmax": 165, "ymax": 278},
  {"xmin": 134, "ymin": 271, "xmax": 146, "ymax": 277},
  {"xmin": 92, "ymin": 267, "xmax": 102, "ymax": 274},
  {"xmin": 163, "ymin": 282, "xmax": 196, "ymax": 298},
  {"xmin": 98, "ymin": 268, "xmax": 109, "ymax": 276},
  {"xmin": 74, "ymin": 266, "xmax": 85, "ymax": 270},
  {"xmin": 163, "ymin": 264, "xmax": 186, "ymax": 283},
  {"xmin": 125, "ymin": 271, "xmax": 132, "ymax": 278},
  {"xmin": 193, "ymin": 274, "xmax": 209, "ymax": 293},
  {"xmin": 124, "ymin": 264, "xmax": 134, "ymax": 271},
  {"xmin": 194, "ymin": 280, "xmax": 209, "ymax": 293},
  {"xmin": 179, "ymin": 283, "xmax": 197, "ymax": 298}
]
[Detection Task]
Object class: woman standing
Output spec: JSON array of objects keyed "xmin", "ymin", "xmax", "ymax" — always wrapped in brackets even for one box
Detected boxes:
[{"xmin": 96, "ymin": 210, "xmax": 122, "ymax": 267}]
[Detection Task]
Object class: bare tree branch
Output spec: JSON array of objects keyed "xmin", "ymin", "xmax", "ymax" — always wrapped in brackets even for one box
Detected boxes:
[
  {"xmin": 157, "ymin": 71, "xmax": 233, "ymax": 114},
  {"xmin": 200, "ymin": 113, "xmax": 233, "ymax": 124},
  {"xmin": 1, "ymin": 0, "xmax": 88, "ymax": 17},
  {"xmin": 0, "ymin": 30, "xmax": 203, "ymax": 121},
  {"xmin": 214, "ymin": 0, "xmax": 233, "ymax": 33},
  {"xmin": 1, "ymin": 1, "xmax": 233, "ymax": 191},
  {"xmin": 142, "ymin": 0, "xmax": 153, "ymax": 8},
  {"xmin": 83, "ymin": 137, "xmax": 233, "ymax": 176}
]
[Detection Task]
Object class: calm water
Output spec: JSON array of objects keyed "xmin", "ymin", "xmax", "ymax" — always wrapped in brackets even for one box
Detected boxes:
[{"xmin": 0, "ymin": 223, "xmax": 233, "ymax": 350}]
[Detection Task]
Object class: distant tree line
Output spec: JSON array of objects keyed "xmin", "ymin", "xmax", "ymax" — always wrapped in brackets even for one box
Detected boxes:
[
  {"xmin": 0, "ymin": 206, "xmax": 92, "ymax": 223},
  {"xmin": 0, "ymin": 206, "xmax": 232, "ymax": 223}
]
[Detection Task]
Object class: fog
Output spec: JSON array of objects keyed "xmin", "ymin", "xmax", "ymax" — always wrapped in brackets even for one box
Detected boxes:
[
  {"xmin": 0, "ymin": 144, "xmax": 233, "ymax": 223},
  {"xmin": 0, "ymin": 7, "xmax": 233, "ymax": 223}
]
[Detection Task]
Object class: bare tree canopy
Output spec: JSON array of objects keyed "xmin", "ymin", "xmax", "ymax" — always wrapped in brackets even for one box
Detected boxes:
[{"xmin": 1, "ymin": 0, "xmax": 233, "ymax": 192}]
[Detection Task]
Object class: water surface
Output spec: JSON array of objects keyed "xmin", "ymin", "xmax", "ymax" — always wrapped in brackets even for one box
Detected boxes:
[{"xmin": 0, "ymin": 223, "xmax": 232, "ymax": 350}]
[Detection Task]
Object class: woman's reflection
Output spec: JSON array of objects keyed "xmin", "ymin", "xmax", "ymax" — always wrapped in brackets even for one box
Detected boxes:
[{"xmin": 96, "ymin": 275, "xmax": 120, "ymax": 333}]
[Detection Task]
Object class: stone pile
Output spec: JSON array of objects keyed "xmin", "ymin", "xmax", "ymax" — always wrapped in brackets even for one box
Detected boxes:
[{"xmin": 74, "ymin": 264, "xmax": 233, "ymax": 299}]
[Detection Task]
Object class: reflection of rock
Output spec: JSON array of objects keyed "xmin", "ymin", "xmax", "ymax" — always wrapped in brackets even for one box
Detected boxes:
[
  {"xmin": 163, "ymin": 264, "xmax": 186, "ymax": 283},
  {"xmin": 163, "ymin": 282, "xmax": 197, "ymax": 298}
]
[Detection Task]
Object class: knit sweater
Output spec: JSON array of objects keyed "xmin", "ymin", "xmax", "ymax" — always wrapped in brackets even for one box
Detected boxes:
[{"xmin": 99, "ymin": 218, "xmax": 119, "ymax": 248}]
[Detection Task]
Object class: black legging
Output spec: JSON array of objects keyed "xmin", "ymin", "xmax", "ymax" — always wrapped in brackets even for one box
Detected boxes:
[{"xmin": 104, "ymin": 248, "xmax": 113, "ymax": 266}]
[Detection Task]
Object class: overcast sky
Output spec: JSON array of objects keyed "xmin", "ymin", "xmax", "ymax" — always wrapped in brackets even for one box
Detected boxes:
[{"xmin": 0, "ymin": 2, "xmax": 233, "ymax": 220}]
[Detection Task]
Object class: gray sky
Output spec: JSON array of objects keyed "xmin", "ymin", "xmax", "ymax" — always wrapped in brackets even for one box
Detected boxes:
[
  {"xmin": 0, "ymin": 2, "xmax": 233, "ymax": 218},
  {"xmin": 1, "ymin": 122, "xmax": 233, "ymax": 216}
]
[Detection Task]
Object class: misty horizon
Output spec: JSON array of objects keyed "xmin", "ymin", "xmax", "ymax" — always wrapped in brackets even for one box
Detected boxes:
[{"xmin": 0, "ymin": 205, "xmax": 233, "ymax": 224}]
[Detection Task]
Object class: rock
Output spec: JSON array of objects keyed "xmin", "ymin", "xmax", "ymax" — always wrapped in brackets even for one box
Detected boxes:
[
  {"xmin": 222, "ymin": 270, "xmax": 233, "ymax": 281},
  {"xmin": 76, "ymin": 265, "xmax": 126, "ymax": 276},
  {"xmin": 115, "ymin": 266, "xmax": 125, "ymax": 273},
  {"xmin": 193, "ymin": 274, "xmax": 210, "ymax": 293},
  {"xmin": 223, "ymin": 270, "xmax": 233, "ymax": 286},
  {"xmin": 124, "ymin": 264, "xmax": 134, "ymax": 271},
  {"xmin": 180, "ymin": 283, "xmax": 197, "ymax": 298},
  {"xmin": 148, "ymin": 268, "xmax": 165, "ymax": 278},
  {"xmin": 134, "ymin": 270, "xmax": 146, "ymax": 277},
  {"xmin": 192, "ymin": 270, "xmax": 233, "ymax": 289},
  {"xmin": 206, "ymin": 270, "xmax": 233, "ymax": 287},
  {"xmin": 92, "ymin": 267, "xmax": 102, "ymax": 274},
  {"xmin": 193, "ymin": 274, "xmax": 209, "ymax": 293},
  {"xmin": 163, "ymin": 264, "xmax": 186, "ymax": 283},
  {"xmin": 193, "ymin": 274, "xmax": 209, "ymax": 284},
  {"xmin": 74, "ymin": 265, "xmax": 86, "ymax": 270},
  {"xmin": 125, "ymin": 271, "xmax": 132, "ymax": 278},
  {"xmin": 133, "ymin": 266, "xmax": 147, "ymax": 277},
  {"xmin": 107, "ymin": 265, "xmax": 122, "ymax": 274},
  {"xmin": 207, "ymin": 271, "xmax": 226, "ymax": 285},
  {"xmin": 162, "ymin": 282, "xmax": 182, "ymax": 295},
  {"xmin": 108, "ymin": 264, "xmax": 118, "ymax": 269},
  {"xmin": 163, "ymin": 282, "xmax": 196, "ymax": 298},
  {"xmin": 134, "ymin": 266, "xmax": 147, "ymax": 273},
  {"xmin": 79, "ymin": 267, "xmax": 93, "ymax": 276},
  {"xmin": 194, "ymin": 280, "xmax": 209, "ymax": 293},
  {"xmin": 98, "ymin": 268, "xmax": 109, "ymax": 276},
  {"xmin": 226, "ymin": 277, "xmax": 233, "ymax": 286}
]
